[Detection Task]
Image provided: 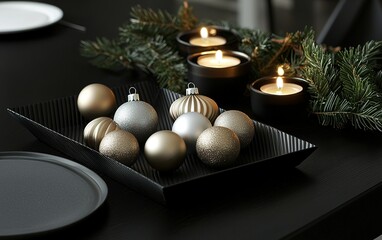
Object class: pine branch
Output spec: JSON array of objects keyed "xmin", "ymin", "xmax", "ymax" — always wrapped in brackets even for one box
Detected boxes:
[
  {"xmin": 177, "ymin": 0, "xmax": 198, "ymax": 31},
  {"xmin": 338, "ymin": 41, "xmax": 382, "ymax": 103},
  {"xmin": 235, "ymin": 28, "xmax": 274, "ymax": 78},
  {"xmin": 302, "ymin": 35, "xmax": 382, "ymax": 131},
  {"xmin": 80, "ymin": 38, "xmax": 129, "ymax": 70},
  {"xmin": 301, "ymin": 35, "xmax": 339, "ymax": 98},
  {"xmin": 311, "ymin": 91, "xmax": 351, "ymax": 129},
  {"xmin": 131, "ymin": 35, "xmax": 187, "ymax": 92},
  {"xmin": 236, "ymin": 27, "xmax": 311, "ymax": 78}
]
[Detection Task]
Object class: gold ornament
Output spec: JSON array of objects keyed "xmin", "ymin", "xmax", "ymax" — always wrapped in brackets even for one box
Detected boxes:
[
  {"xmin": 144, "ymin": 130, "xmax": 186, "ymax": 171},
  {"xmin": 77, "ymin": 83, "xmax": 117, "ymax": 120},
  {"xmin": 214, "ymin": 110, "xmax": 255, "ymax": 148},
  {"xmin": 113, "ymin": 87, "xmax": 158, "ymax": 143},
  {"xmin": 169, "ymin": 82, "xmax": 219, "ymax": 123},
  {"xmin": 99, "ymin": 129, "xmax": 140, "ymax": 166},
  {"xmin": 196, "ymin": 126, "xmax": 240, "ymax": 168},
  {"xmin": 83, "ymin": 117, "xmax": 120, "ymax": 150}
]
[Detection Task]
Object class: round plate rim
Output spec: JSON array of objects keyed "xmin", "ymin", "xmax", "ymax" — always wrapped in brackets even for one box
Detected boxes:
[
  {"xmin": 0, "ymin": 151, "xmax": 108, "ymax": 237},
  {"xmin": 0, "ymin": 1, "xmax": 63, "ymax": 34}
]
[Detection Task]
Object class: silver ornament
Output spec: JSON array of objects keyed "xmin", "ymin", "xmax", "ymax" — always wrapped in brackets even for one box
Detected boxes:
[
  {"xmin": 99, "ymin": 129, "xmax": 140, "ymax": 166},
  {"xmin": 144, "ymin": 130, "xmax": 186, "ymax": 171},
  {"xmin": 113, "ymin": 87, "xmax": 158, "ymax": 143},
  {"xmin": 84, "ymin": 117, "xmax": 120, "ymax": 150},
  {"xmin": 77, "ymin": 83, "xmax": 116, "ymax": 120},
  {"xmin": 172, "ymin": 112, "xmax": 212, "ymax": 153},
  {"xmin": 214, "ymin": 110, "xmax": 255, "ymax": 148},
  {"xmin": 169, "ymin": 82, "xmax": 219, "ymax": 122},
  {"xmin": 196, "ymin": 126, "xmax": 240, "ymax": 168}
]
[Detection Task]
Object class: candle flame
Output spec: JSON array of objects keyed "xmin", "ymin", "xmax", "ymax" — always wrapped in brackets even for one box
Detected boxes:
[
  {"xmin": 277, "ymin": 66, "xmax": 284, "ymax": 76},
  {"xmin": 200, "ymin": 27, "xmax": 208, "ymax": 39},
  {"xmin": 276, "ymin": 76, "xmax": 283, "ymax": 90},
  {"xmin": 215, "ymin": 50, "xmax": 223, "ymax": 64}
]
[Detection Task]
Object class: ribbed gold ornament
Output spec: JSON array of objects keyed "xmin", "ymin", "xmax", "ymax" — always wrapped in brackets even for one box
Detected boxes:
[
  {"xmin": 84, "ymin": 117, "xmax": 120, "ymax": 150},
  {"xmin": 169, "ymin": 83, "xmax": 219, "ymax": 123}
]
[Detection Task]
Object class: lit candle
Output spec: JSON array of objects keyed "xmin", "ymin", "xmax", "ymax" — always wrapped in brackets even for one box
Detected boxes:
[
  {"xmin": 260, "ymin": 66, "xmax": 303, "ymax": 95},
  {"xmin": 197, "ymin": 50, "xmax": 241, "ymax": 68},
  {"xmin": 189, "ymin": 27, "xmax": 227, "ymax": 47}
]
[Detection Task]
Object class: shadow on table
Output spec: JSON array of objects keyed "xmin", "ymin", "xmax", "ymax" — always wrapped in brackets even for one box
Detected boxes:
[{"xmin": 165, "ymin": 166, "xmax": 312, "ymax": 208}]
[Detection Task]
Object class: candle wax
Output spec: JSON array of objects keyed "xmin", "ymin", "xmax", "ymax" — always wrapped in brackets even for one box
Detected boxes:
[
  {"xmin": 197, "ymin": 54, "xmax": 241, "ymax": 68},
  {"xmin": 189, "ymin": 36, "xmax": 227, "ymax": 47},
  {"xmin": 260, "ymin": 83, "xmax": 303, "ymax": 95}
]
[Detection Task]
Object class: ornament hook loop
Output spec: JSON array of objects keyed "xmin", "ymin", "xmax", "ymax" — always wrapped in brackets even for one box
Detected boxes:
[
  {"xmin": 129, "ymin": 87, "xmax": 137, "ymax": 94},
  {"xmin": 186, "ymin": 82, "xmax": 199, "ymax": 95},
  {"xmin": 128, "ymin": 87, "xmax": 140, "ymax": 101}
]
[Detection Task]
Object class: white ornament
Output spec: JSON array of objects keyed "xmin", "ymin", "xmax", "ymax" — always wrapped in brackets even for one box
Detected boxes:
[{"xmin": 172, "ymin": 112, "xmax": 212, "ymax": 153}]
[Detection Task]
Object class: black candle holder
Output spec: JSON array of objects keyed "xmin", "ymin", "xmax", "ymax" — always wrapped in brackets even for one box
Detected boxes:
[
  {"xmin": 177, "ymin": 26, "xmax": 239, "ymax": 56},
  {"xmin": 187, "ymin": 50, "xmax": 251, "ymax": 104},
  {"xmin": 250, "ymin": 77, "xmax": 309, "ymax": 121}
]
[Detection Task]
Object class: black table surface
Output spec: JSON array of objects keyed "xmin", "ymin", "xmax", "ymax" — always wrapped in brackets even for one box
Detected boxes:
[{"xmin": 1, "ymin": 1, "xmax": 382, "ymax": 239}]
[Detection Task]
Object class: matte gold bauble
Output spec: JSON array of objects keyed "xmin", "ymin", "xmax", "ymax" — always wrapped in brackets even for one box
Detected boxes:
[
  {"xmin": 144, "ymin": 130, "xmax": 186, "ymax": 171},
  {"xmin": 113, "ymin": 87, "xmax": 158, "ymax": 143},
  {"xmin": 99, "ymin": 130, "xmax": 140, "ymax": 166},
  {"xmin": 214, "ymin": 110, "xmax": 255, "ymax": 148},
  {"xmin": 84, "ymin": 117, "xmax": 120, "ymax": 150},
  {"xmin": 196, "ymin": 126, "xmax": 240, "ymax": 169},
  {"xmin": 169, "ymin": 82, "xmax": 219, "ymax": 123},
  {"xmin": 172, "ymin": 112, "xmax": 212, "ymax": 153},
  {"xmin": 77, "ymin": 83, "xmax": 116, "ymax": 120}
]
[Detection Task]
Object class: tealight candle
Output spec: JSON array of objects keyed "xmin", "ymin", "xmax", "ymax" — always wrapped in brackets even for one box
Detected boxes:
[
  {"xmin": 260, "ymin": 77, "xmax": 303, "ymax": 95},
  {"xmin": 197, "ymin": 50, "xmax": 241, "ymax": 68},
  {"xmin": 187, "ymin": 50, "xmax": 251, "ymax": 104},
  {"xmin": 189, "ymin": 27, "xmax": 227, "ymax": 47},
  {"xmin": 249, "ymin": 66, "xmax": 309, "ymax": 121},
  {"xmin": 260, "ymin": 67, "xmax": 302, "ymax": 95}
]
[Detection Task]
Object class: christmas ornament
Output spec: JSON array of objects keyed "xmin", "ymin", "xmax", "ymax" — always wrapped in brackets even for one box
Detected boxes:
[
  {"xmin": 99, "ymin": 129, "xmax": 140, "ymax": 166},
  {"xmin": 144, "ymin": 130, "xmax": 186, "ymax": 171},
  {"xmin": 77, "ymin": 83, "xmax": 116, "ymax": 120},
  {"xmin": 83, "ymin": 117, "xmax": 120, "ymax": 150},
  {"xmin": 172, "ymin": 112, "xmax": 211, "ymax": 153},
  {"xmin": 196, "ymin": 126, "xmax": 240, "ymax": 168},
  {"xmin": 214, "ymin": 110, "xmax": 255, "ymax": 148},
  {"xmin": 113, "ymin": 87, "xmax": 158, "ymax": 143},
  {"xmin": 169, "ymin": 82, "xmax": 219, "ymax": 123}
]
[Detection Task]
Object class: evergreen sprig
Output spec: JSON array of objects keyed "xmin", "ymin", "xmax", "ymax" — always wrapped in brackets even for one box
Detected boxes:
[
  {"xmin": 80, "ymin": 1, "xmax": 382, "ymax": 131},
  {"xmin": 301, "ymin": 37, "xmax": 382, "ymax": 131},
  {"xmin": 80, "ymin": 1, "xmax": 198, "ymax": 92}
]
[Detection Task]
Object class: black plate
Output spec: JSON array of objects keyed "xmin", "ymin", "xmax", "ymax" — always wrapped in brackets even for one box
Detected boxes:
[
  {"xmin": 0, "ymin": 151, "xmax": 107, "ymax": 237},
  {"xmin": 8, "ymin": 81, "xmax": 316, "ymax": 204}
]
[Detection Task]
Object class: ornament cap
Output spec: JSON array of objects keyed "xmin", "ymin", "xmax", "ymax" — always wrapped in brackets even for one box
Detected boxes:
[
  {"xmin": 128, "ymin": 87, "xmax": 140, "ymax": 101},
  {"xmin": 186, "ymin": 82, "xmax": 199, "ymax": 95}
]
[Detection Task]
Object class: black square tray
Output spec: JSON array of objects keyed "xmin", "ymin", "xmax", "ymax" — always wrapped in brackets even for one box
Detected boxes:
[{"xmin": 8, "ymin": 81, "xmax": 316, "ymax": 204}]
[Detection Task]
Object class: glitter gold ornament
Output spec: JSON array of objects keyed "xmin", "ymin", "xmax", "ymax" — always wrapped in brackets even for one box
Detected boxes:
[
  {"xmin": 144, "ymin": 130, "xmax": 186, "ymax": 171},
  {"xmin": 214, "ymin": 110, "xmax": 255, "ymax": 148},
  {"xmin": 77, "ymin": 83, "xmax": 116, "ymax": 120},
  {"xmin": 113, "ymin": 87, "xmax": 158, "ymax": 143},
  {"xmin": 196, "ymin": 126, "xmax": 240, "ymax": 168},
  {"xmin": 83, "ymin": 117, "xmax": 120, "ymax": 150},
  {"xmin": 99, "ymin": 129, "xmax": 140, "ymax": 166},
  {"xmin": 169, "ymin": 82, "xmax": 219, "ymax": 123},
  {"xmin": 172, "ymin": 112, "xmax": 212, "ymax": 153}
]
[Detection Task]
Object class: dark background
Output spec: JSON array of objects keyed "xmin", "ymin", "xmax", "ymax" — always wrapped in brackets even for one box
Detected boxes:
[{"xmin": 1, "ymin": 0, "xmax": 382, "ymax": 239}]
